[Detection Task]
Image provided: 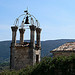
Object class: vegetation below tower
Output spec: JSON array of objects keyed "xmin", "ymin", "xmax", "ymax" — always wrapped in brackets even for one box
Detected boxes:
[{"xmin": 0, "ymin": 55, "xmax": 75, "ymax": 75}]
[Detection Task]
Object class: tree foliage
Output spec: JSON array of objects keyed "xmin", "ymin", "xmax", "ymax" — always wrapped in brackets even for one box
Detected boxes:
[{"xmin": 1, "ymin": 55, "xmax": 75, "ymax": 75}]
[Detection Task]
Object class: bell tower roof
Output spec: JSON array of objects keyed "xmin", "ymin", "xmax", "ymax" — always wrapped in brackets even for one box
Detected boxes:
[{"xmin": 13, "ymin": 10, "xmax": 40, "ymax": 29}]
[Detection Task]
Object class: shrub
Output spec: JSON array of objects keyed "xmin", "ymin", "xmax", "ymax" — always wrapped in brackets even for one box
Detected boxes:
[{"xmin": 1, "ymin": 55, "xmax": 75, "ymax": 75}]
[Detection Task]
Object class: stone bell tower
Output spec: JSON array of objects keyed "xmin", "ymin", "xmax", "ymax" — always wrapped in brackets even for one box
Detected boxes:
[{"xmin": 10, "ymin": 10, "xmax": 42, "ymax": 70}]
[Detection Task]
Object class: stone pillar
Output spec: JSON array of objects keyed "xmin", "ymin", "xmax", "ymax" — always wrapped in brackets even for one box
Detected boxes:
[
  {"xmin": 36, "ymin": 28, "xmax": 41, "ymax": 48},
  {"xmin": 30, "ymin": 25, "xmax": 36, "ymax": 48},
  {"xmin": 11, "ymin": 26, "xmax": 18, "ymax": 46},
  {"xmin": 19, "ymin": 28, "xmax": 25, "ymax": 44}
]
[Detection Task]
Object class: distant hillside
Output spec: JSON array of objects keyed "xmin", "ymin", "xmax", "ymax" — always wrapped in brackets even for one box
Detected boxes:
[{"xmin": 0, "ymin": 39, "xmax": 75, "ymax": 62}]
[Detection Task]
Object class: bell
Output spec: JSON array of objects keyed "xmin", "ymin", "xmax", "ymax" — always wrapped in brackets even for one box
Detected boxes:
[{"xmin": 24, "ymin": 16, "xmax": 30, "ymax": 24}]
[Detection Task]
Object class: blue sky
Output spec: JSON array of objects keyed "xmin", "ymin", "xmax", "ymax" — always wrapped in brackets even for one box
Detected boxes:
[{"xmin": 0, "ymin": 0, "xmax": 75, "ymax": 41}]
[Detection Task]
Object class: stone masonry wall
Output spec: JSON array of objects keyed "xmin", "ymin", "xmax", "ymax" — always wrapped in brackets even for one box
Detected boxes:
[
  {"xmin": 13, "ymin": 46, "xmax": 33, "ymax": 70},
  {"xmin": 53, "ymin": 52, "xmax": 75, "ymax": 57}
]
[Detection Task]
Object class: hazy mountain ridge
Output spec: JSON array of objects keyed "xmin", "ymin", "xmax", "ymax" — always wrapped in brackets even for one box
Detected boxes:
[{"xmin": 0, "ymin": 39, "xmax": 75, "ymax": 62}]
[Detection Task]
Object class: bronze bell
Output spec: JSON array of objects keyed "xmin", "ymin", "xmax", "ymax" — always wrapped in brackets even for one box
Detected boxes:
[{"xmin": 24, "ymin": 16, "xmax": 30, "ymax": 24}]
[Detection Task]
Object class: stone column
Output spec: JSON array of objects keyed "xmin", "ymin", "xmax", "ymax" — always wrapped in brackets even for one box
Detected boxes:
[
  {"xmin": 19, "ymin": 28, "xmax": 25, "ymax": 44},
  {"xmin": 36, "ymin": 28, "xmax": 41, "ymax": 48},
  {"xmin": 30, "ymin": 25, "xmax": 36, "ymax": 48},
  {"xmin": 11, "ymin": 26, "xmax": 18, "ymax": 46}
]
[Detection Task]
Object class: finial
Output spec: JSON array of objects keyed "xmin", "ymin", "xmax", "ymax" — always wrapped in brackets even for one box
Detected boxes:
[
  {"xmin": 24, "ymin": 7, "xmax": 28, "ymax": 14},
  {"xmin": 27, "ymin": 6, "xmax": 28, "ymax": 12}
]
